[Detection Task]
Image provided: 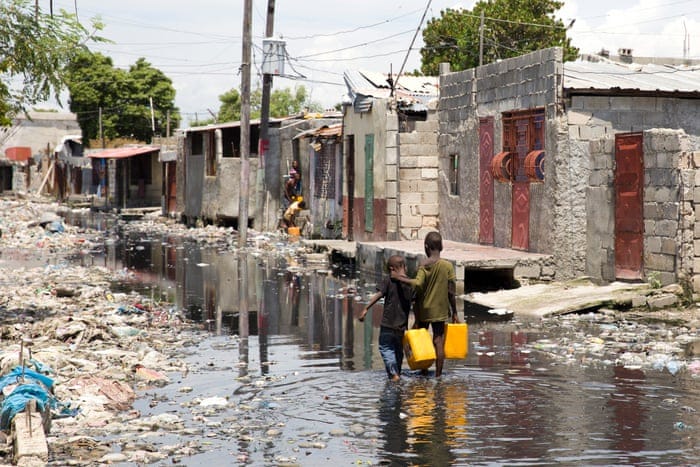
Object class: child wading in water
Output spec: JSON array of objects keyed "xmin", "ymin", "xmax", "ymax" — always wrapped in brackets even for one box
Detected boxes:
[
  {"xmin": 392, "ymin": 231, "xmax": 459, "ymax": 378},
  {"xmin": 359, "ymin": 255, "xmax": 414, "ymax": 381}
]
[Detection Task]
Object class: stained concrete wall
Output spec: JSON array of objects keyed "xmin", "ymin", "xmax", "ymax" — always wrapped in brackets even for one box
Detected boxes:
[
  {"xmin": 440, "ymin": 46, "xmax": 700, "ymax": 283},
  {"xmin": 396, "ymin": 107, "xmax": 440, "ymax": 239},
  {"xmin": 0, "ymin": 112, "xmax": 81, "ymax": 158},
  {"xmin": 343, "ymin": 99, "xmax": 391, "ymax": 241},
  {"xmin": 438, "ymin": 48, "xmax": 568, "ymax": 276}
]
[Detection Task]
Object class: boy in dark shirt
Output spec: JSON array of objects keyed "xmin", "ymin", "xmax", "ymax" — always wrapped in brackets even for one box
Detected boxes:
[{"xmin": 359, "ymin": 255, "xmax": 414, "ymax": 381}]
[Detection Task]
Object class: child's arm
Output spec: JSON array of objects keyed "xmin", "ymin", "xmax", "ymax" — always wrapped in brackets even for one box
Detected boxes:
[
  {"xmin": 391, "ymin": 268, "xmax": 426, "ymax": 290},
  {"xmin": 448, "ymin": 279, "xmax": 459, "ymax": 323},
  {"xmin": 390, "ymin": 269, "xmax": 415, "ymax": 286},
  {"xmin": 359, "ymin": 291, "xmax": 383, "ymax": 322}
]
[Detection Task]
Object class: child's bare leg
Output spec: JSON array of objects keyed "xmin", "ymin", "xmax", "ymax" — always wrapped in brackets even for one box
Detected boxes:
[{"xmin": 434, "ymin": 333, "xmax": 445, "ymax": 377}]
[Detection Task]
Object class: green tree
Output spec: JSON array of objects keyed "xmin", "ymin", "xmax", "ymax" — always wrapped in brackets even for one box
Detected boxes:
[
  {"xmin": 0, "ymin": 0, "xmax": 102, "ymax": 125},
  {"xmin": 216, "ymin": 85, "xmax": 322, "ymax": 123},
  {"xmin": 63, "ymin": 50, "xmax": 123, "ymax": 141},
  {"xmin": 119, "ymin": 58, "xmax": 179, "ymax": 142},
  {"xmin": 65, "ymin": 51, "xmax": 180, "ymax": 144},
  {"xmin": 266, "ymin": 86, "xmax": 322, "ymax": 118},
  {"xmin": 217, "ymin": 89, "xmax": 242, "ymax": 122},
  {"xmin": 420, "ymin": 0, "xmax": 578, "ymax": 75}
]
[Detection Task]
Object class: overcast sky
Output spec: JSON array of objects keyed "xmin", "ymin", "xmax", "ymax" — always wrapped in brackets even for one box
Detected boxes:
[{"xmin": 50, "ymin": 0, "xmax": 699, "ymax": 126}]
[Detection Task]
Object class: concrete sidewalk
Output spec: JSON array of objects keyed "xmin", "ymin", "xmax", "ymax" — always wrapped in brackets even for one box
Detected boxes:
[
  {"xmin": 465, "ymin": 278, "xmax": 652, "ymax": 319},
  {"xmin": 303, "ymin": 238, "xmax": 554, "ymax": 281},
  {"xmin": 303, "ymin": 238, "xmax": 665, "ymax": 319}
]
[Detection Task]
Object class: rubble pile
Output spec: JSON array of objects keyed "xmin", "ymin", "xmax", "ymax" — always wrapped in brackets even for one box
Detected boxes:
[
  {"xmin": 0, "ymin": 261, "xmax": 197, "ymax": 463},
  {"xmin": 523, "ymin": 309, "xmax": 700, "ymax": 375}
]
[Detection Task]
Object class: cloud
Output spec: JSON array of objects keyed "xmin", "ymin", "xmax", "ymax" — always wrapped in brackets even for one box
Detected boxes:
[{"xmin": 48, "ymin": 0, "xmax": 699, "ymax": 127}]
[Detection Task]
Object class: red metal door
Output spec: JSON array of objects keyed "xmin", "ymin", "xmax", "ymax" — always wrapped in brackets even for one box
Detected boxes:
[
  {"xmin": 511, "ymin": 182, "xmax": 530, "ymax": 250},
  {"xmin": 344, "ymin": 136, "xmax": 355, "ymax": 240},
  {"xmin": 615, "ymin": 133, "xmax": 644, "ymax": 280},
  {"xmin": 479, "ymin": 117, "xmax": 494, "ymax": 244},
  {"xmin": 166, "ymin": 162, "xmax": 177, "ymax": 213},
  {"xmin": 511, "ymin": 117, "xmax": 532, "ymax": 250}
]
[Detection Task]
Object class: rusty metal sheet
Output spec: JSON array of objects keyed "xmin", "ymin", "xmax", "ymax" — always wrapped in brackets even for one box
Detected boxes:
[{"xmin": 615, "ymin": 132, "xmax": 644, "ymax": 280}]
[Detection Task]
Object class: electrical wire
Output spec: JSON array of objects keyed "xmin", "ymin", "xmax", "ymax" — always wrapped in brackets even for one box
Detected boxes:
[
  {"xmin": 284, "ymin": 7, "xmax": 423, "ymax": 40},
  {"xmin": 294, "ymin": 29, "xmax": 415, "ymax": 59}
]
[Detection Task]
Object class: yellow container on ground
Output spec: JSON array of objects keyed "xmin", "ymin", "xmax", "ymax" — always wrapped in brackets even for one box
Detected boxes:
[
  {"xmin": 287, "ymin": 226, "xmax": 300, "ymax": 236},
  {"xmin": 444, "ymin": 323, "xmax": 468, "ymax": 359},
  {"xmin": 403, "ymin": 328, "xmax": 436, "ymax": 370}
]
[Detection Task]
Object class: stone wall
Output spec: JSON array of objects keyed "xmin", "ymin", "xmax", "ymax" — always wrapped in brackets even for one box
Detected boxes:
[
  {"xmin": 438, "ymin": 48, "xmax": 567, "ymax": 274},
  {"xmin": 644, "ymin": 130, "xmax": 687, "ymax": 286},
  {"xmin": 587, "ymin": 129, "xmax": 693, "ymax": 287},
  {"xmin": 396, "ymin": 108, "xmax": 439, "ymax": 239}
]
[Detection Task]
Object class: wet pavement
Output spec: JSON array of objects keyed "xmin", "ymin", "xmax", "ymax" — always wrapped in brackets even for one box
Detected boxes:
[{"xmin": 0, "ymin": 197, "xmax": 699, "ymax": 465}]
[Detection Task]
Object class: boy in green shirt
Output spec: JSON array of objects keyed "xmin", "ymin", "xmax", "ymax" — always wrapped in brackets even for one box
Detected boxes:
[{"xmin": 392, "ymin": 231, "xmax": 459, "ymax": 377}]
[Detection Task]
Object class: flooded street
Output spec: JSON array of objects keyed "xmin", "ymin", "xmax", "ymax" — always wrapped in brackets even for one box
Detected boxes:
[
  {"xmin": 73, "ymin": 216, "xmax": 700, "ymax": 466},
  {"xmin": 0, "ymin": 206, "xmax": 698, "ymax": 466}
]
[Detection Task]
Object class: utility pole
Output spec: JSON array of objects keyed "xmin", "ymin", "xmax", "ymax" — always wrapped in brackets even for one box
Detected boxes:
[
  {"xmin": 479, "ymin": 11, "xmax": 484, "ymax": 67},
  {"xmin": 99, "ymin": 107, "xmax": 105, "ymax": 149},
  {"xmin": 149, "ymin": 96, "xmax": 156, "ymax": 135},
  {"xmin": 260, "ymin": 0, "xmax": 276, "ymax": 232},
  {"xmin": 239, "ymin": 0, "xmax": 252, "ymax": 247}
]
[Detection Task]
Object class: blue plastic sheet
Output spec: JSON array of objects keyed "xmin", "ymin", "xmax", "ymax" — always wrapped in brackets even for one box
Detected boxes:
[
  {"xmin": 0, "ymin": 366, "xmax": 54, "ymax": 393},
  {"xmin": 0, "ymin": 383, "xmax": 50, "ymax": 430},
  {"xmin": 0, "ymin": 366, "xmax": 55, "ymax": 430}
]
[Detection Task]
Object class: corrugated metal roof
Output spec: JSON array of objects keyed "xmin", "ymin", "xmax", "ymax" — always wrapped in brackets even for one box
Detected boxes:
[
  {"xmin": 86, "ymin": 146, "xmax": 160, "ymax": 159},
  {"xmin": 184, "ymin": 117, "xmax": 286, "ymax": 133},
  {"xmin": 564, "ymin": 61, "xmax": 700, "ymax": 95},
  {"xmin": 293, "ymin": 123, "xmax": 342, "ymax": 140},
  {"xmin": 343, "ymin": 70, "xmax": 439, "ymax": 111}
]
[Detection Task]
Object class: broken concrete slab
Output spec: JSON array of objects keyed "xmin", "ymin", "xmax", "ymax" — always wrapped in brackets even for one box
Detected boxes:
[
  {"xmin": 462, "ymin": 278, "xmax": 652, "ymax": 318},
  {"xmin": 13, "ymin": 411, "xmax": 48, "ymax": 463}
]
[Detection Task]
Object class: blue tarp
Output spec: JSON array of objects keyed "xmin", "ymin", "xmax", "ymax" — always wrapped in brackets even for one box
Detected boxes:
[{"xmin": 0, "ymin": 366, "xmax": 55, "ymax": 430}]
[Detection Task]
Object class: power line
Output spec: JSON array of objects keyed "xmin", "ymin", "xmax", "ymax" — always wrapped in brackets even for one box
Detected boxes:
[
  {"xmin": 284, "ymin": 7, "xmax": 423, "ymax": 40},
  {"xmin": 295, "ymin": 29, "xmax": 415, "ymax": 59},
  {"xmin": 293, "ymin": 48, "xmax": 412, "ymax": 63}
]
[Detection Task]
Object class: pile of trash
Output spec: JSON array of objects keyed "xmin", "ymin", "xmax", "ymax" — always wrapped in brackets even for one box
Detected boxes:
[
  {"xmin": 0, "ymin": 198, "xmax": 100, "ymax": 255},
  {"xmin": 0, "ymin": 261, "xmax": 195, "ymax": 464},
  {"xmin": 521, "ymin": 308, "xmax": 700, "ymax": 376}
]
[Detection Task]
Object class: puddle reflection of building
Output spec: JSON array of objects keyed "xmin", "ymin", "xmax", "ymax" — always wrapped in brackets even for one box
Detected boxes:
[
  {"xmin": 401, "ymin": 380, "xmax": 466, "ymax": 464},
  {"xmin": 378, "ymin": 383, "xmax": 409, "ymax": 464},
  {"xmin": 474, "ymin": 328, "xmax": 532, "ymax": 368},
  {"xmin": 607, "ymin": 366, "xmax": 646, "ymax": 462},
  {"xmin": 238, "ymin": 256, "xmax": 249, "ymax": 379}
]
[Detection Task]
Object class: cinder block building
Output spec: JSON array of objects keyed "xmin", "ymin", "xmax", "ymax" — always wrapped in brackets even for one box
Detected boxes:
[
  {"xmin": 438, "ymin": 47, "xmax": 700, "ymax": 288},
  {"xmin": 342, "ymin": 70, "xmax": 440, "ymax": 241}
]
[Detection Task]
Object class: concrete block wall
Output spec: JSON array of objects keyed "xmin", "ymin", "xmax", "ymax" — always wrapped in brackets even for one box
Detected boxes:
[
  {"xmin": 397, "ymin": 110, "xmax": 440, "ymax": 239},
  {"xmin": 585, "ymin": 137, "xmax": 616, "ymax": 282},
  {"xmin": 643, "ymin": 129, "xmax": 686, "ymax": 287},
  {"xmin": 568, "ymin": 96, "xmax": 700, "ymax": 148},
  {"xmin": 586, "ymin": 130, "xmax": 690, "ymax": 287},
  {"xmin": 438, "ymin": 48, "xmax": 564, "ymax": 263},
  {"xmin": 680, "ymin": 147, "xmax": 700, "ymax": 292},
  {"xmin": 386, "ymin": 116, "xmax": 400, "ymax": 240},
  {"xmin": 437, "ymin": 67, "xmax": 478, "ymax": 242}
]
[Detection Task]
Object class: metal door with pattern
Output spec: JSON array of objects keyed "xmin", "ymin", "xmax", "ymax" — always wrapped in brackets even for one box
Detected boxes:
[
  {"xmin": 479, "ymin": 117, "xmax": 494, "ymax": 244},
  {"xmin": 615, "ymin": 132, "xmax": 644, "ymax": 280}
]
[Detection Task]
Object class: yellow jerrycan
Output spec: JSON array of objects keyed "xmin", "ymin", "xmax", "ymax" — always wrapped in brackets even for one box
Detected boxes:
[
  {"xmin": 403, "ymin": 328, "xmax": 436, "ymax": 370},
  {"xmin": 444, "ymin": 323, "xmax": 468, "ymax": 359}
]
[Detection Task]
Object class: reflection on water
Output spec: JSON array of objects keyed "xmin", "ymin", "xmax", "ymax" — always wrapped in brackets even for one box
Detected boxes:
[{"xmin": 54, "ymin": 215, "xmax": 700, "ymax": 464}]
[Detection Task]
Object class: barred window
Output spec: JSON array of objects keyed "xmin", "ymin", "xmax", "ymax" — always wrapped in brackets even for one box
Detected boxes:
[
  {"xmin": 314, "ymin": 141, "xmax": 336, "ymax": 199},
  {"xmin": 449, "ymin": 154, "xmax": 459, "ymax": 195}
]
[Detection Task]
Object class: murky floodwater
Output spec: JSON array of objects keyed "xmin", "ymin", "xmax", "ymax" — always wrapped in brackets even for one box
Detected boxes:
[{"xmin": 55, "ymin": 214, "xmax": 700, "ymax": 464}]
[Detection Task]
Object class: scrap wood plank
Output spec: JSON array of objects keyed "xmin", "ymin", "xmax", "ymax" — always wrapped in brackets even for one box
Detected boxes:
[
  {"xmin": 13, "ymin": 410, "xmax": 48, "ymax": 463},
  {"xmin": 463, "ymin": 279, "xmax": 650, "ymax": 318}
]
